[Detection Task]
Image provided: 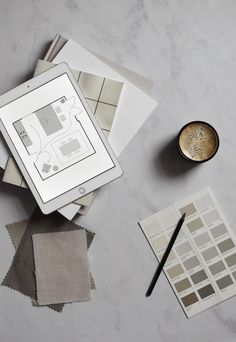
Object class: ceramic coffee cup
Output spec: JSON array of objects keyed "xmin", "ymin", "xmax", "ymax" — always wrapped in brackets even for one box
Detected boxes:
[{"xmin": 178, "ymin": 121, "xmax": 219, "ymax": 163}]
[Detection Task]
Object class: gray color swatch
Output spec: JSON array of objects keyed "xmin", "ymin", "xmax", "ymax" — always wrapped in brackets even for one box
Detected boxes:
[
  {"xmin": 216, "ymin": 275, "xmax": 233, "ymax": 290},
  {"xmin": 183, "ymin": 256, "xmax": 200, "ymax": 271},
  {"xmin": 232, "ymin": 271, "xmax": 236, "ymax": 281},
  {"xmin": 181, "ymin": 292, "xmax": 199, "ymax": 307},
  {"xmin": 211, "ymin": 224, "xmax": 227, "ymax": 239},
  {"xmin": 218, "ymin": 238, "xmax": 235, "ymax": 253},
  {"xmin": 187, "ymin": 218, "xmax": 204, "ymax": 233},
  {"xmin": 190, "ymin": 269, "xmax": 208, "ymax": 284},
  {"xmin": 225, "ymin": 253, "xmax": 236, "ymax": 268},
  {"xmin": 209, "ymin": 260, "xmax": 226, "ymax": 275},
  {"xmin": 194, "ymin": 232, "xmax": 211, "ymax": 247},
  {"xmin": 203, "ymin": 209, "xmax": 221, "ymax": 226},
  {"xmin": 179, "ymin": 203, "xmax": 197, "ymax": 217},
  {"xmin": 197, "ymin": 284, "xmax": 215, "ymax": 299},
  {"xmin": 175, "ymin": 241, "xmax": 193, "ymax": 257},
  {"xmin": 36, "ymin": 104, "xmax": 63, "ymax": 136},
  {"xmin": 174, "ymin": 278, "xmax": 191, "ymax": 293},
  {"xmin": 195, "ymin": 195, "xmax": 213, "ymax": 211},
  {"xmin": 202, "ymin": 246, "xmax": 219, "ymax": 261},
  {"xmin": 166, "ymin": 264, "xmax": 184, "ymax": 279}
]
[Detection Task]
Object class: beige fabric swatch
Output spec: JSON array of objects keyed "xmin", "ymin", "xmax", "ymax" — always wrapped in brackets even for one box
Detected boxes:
[{"xmin": 33, "ymin": 230, "xmax": 90, "ymax": 305}]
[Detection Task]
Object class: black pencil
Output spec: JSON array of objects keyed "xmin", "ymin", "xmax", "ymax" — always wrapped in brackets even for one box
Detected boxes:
[{"xmin": 146, "ymin": 212, "xmax": 186, "ymax": 297}]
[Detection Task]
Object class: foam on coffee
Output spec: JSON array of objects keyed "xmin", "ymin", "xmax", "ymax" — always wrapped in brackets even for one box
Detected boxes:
[{"xmin": 179, "ymin": 122, "xmax": 219, "ymax": 162}]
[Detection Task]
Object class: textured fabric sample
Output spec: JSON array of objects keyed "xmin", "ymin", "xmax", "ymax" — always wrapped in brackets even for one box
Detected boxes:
[
  {"xmin": 2, "ymin": 208, "xmax": 95, "ymax": 312},
  {"xmin": 33, "ymin": 230, "xmax": 90, "ymax": 305},
  {"xmin": 6, "ymin": 219, "xmax": 29, "ymax": 250},
  {"xmin": 6, "ymin": 219, "xmax": 96, "ymax": 291}
]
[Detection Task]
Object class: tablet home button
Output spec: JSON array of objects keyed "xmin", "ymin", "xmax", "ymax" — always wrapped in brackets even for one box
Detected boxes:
[{"xmin": 79, "ymin": 187, "xmax": 85, "ymax": 194}]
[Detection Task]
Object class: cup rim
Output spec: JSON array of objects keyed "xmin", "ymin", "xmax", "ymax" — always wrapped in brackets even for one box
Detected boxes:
[{"xmin": 178, "ymin": 120, "xmax": 220, "ymax": 163}]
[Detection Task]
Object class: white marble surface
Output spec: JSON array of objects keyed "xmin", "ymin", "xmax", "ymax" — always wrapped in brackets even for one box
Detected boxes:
[{"xmin": 0, "ymin": 0, "xmax": 236, "ymax": 341}]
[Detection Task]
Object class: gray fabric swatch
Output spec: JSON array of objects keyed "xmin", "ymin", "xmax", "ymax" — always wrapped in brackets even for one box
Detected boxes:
[
  {"xmin": 6, "ymin": 219, "xmax": 96, "ymax": 291},
  {"xmin": 6, "ymin": 219, "xmax": 29, "ymax": 250},
  {"xmin": 2, "ymin": 208, "xmax": 95, "ymax": 312}
]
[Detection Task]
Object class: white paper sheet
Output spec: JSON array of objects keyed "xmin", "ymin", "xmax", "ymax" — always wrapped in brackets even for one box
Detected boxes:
[
  {"xmin": 0, "ymin": 133, "xmax": 10, "ymax": 169},
  {"xmin": 53, "ymin": 39, "xmax": 158, "ymax": 157},
  {"xmin": 93, "ymin": 52, "xmax": 153, "ymax": 94}
]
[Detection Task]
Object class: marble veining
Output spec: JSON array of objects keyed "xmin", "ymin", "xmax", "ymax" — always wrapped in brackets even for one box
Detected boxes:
[{"xmin": 0, "ymin": 0, "xmax": 236, "ymax": 341}]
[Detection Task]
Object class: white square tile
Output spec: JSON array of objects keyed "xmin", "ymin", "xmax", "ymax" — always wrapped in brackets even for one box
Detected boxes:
[
  {"xmin": 95, "ymin": 102, "xmax": 116, "ymax": 131},
  {"xmin": 86, "ymin": 99, "xmax": 97, "ymax": 114},
  {"xmin": 99, "ymin": 78, "xmax": 123, "ymax": 105},
  {"xmin": 78, "ymin": 72, "xmax": 104, "ymax": 100}
]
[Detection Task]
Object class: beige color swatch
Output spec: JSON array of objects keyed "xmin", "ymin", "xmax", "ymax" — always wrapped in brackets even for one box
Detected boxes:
[
  {"xmin": 151, "ymin": 234, "xmax": 169, "ymax": 251},
  {"xmin": 174, "ymin": 278, "xmax": 191, "ymax": 293},
  {"xmin": 187, "ymin": 218, "xmax": 204, "ymax": 233},
  {"xmin": 166, "ymin": 264, "xmax": 184, "ymax": 279}
]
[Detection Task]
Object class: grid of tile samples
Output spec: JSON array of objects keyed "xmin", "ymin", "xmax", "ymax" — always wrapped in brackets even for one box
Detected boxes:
[
  {"xmin": 139, "ymin": 188, "xmax": 236, "ymax": 318},
  {"xmin": 74, "ymin": 69, "xmax": 123, "ymax": 137}
]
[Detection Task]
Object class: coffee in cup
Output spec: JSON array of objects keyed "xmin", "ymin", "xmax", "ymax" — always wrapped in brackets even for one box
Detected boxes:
[{"xmin": 178, "ymin": 121, "xmax": 219, "ymax": 162}]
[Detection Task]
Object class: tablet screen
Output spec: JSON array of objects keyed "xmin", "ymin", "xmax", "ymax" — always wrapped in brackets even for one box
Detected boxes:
[{"xmin": 0, "ymin": 73, "xmax": 115, "ymax": 203}]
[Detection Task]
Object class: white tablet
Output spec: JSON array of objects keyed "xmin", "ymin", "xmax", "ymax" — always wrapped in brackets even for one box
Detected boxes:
[{"xmin": 0, "ymin": 63, "xmax": 123, "ymax": 214}]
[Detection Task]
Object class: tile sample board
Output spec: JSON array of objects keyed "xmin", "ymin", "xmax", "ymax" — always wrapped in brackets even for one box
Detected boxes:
[
  {"xmin": 139, "ymin": 188, "xmax": 236, "ymax": 318},
  {"xmin": 34, "ymin": 60, "xmax": 123, "ymax": 137},
  {"xmin": 53, "ymin": 39, "xmax": 158, "ymax": 157}
]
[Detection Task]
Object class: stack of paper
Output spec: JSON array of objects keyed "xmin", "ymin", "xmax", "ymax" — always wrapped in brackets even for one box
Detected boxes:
[{"xmin": 0, "ymin": 35, "xmax": 158, "ymax": 220}]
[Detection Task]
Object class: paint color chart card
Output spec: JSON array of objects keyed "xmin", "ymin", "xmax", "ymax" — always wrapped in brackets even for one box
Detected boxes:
[{"xmin": 139, "ymin": 188, "xmax": 236, "ymax": 318}]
